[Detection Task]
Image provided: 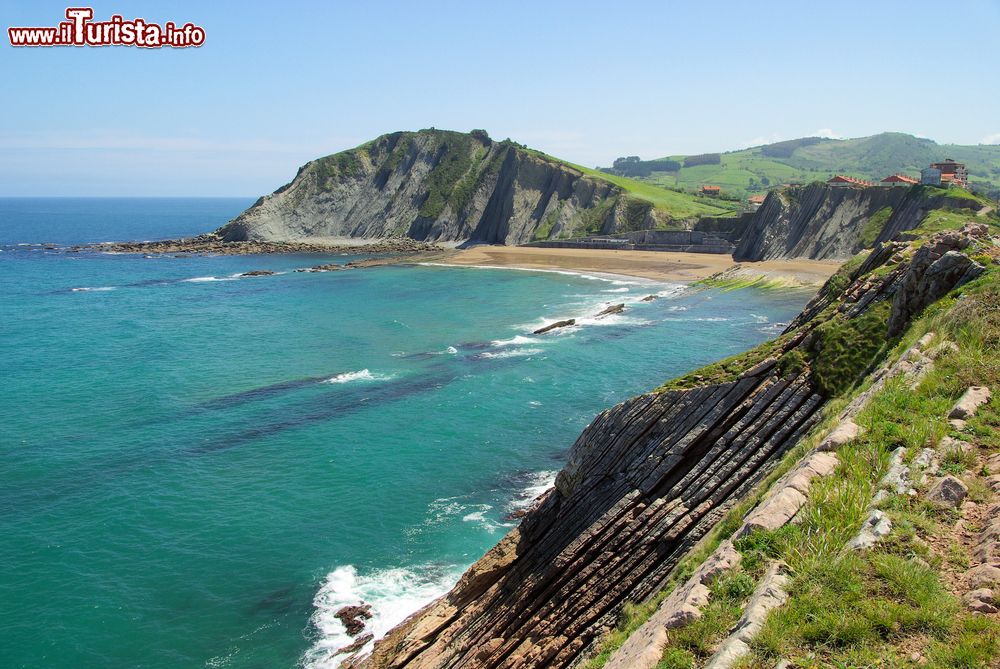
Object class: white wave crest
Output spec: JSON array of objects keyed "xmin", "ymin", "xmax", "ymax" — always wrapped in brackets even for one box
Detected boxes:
[
  {"xmin": 479, "ymin": 347, "xmax": 543, "ymax": 359},
  {"xmin": 509, "ymin": 471, "xmax": 558, "ymax": 513},
  {"xmin": 70, "ymin": 286, "xmax": 115, "ymax": 292},
  {"xmin": 322, "ymin": 370, "xmax": 393, "ymax": 384},
  {"xmin": 490, "ymin": 335, "xmax": 541, "ymax": 347},
  {"xmin": 182, "ymin": 275, "xmax": 239, "ymax": 283},
  {"xmin": 302, "ymin": 564, "xmax": 462, "ymax": 669},
  {"xmin": 602, "ymin": 287, "xmax": 630, "ymax": 293}
]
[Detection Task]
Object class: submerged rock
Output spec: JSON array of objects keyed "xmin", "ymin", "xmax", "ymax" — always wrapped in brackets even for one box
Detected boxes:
[
  {"xmin": 240, "ymin": 269, "xmax": 275, "ymax": 277},
  {"xmin": 533, "ymin": 319, "xmax": 576, "ymax": 335},
  {"xmin": 594, "ymin": 303, "xmax": 626, "ymax": 318},
  {"xmin": 335, "ymin": 604, "xmax": 373, "ymax": 636}
]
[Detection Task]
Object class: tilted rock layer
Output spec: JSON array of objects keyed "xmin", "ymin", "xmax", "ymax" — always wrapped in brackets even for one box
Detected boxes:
[
  {"xmin": 735, "ymin": 183, "xmax": 983, "ymax": 261},
  {"xmin": 347, "ymin": 226, "xmax": 990, "ymax": 669},
  {"xmin": 218, "ymin": 130, "xmax": 662, "ymax": 245}
]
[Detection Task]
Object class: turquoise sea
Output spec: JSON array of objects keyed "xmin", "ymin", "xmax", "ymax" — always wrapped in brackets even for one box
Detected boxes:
[{"xmin": 0, "ymin": 198, "xmax": 812, "ymax": 668}]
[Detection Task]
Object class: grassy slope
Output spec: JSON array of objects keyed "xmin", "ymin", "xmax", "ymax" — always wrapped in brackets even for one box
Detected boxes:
[
  {"xmin": 630, "ymin": 133, "xmax": 1000, "ymax": 200},
  {"xmin": 585, "ymin": 205, "xmax": 1000, "ymax": 668},
  {"xmin": 523, "ymin": 148, "xmax": 738, "ymax": 219}
]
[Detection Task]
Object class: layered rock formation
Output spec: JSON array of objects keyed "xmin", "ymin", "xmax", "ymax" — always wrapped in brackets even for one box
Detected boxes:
[
  {"xmin": 343, "ymin": 225, "xmax": 993, "ymax": 669},
  {"xmin": 218, "ymin": 130, "xmax": 665, "ymax": 245},
  {"xmin": 734, "ymin": 184, "xmax": 983, "ymax": 261}
]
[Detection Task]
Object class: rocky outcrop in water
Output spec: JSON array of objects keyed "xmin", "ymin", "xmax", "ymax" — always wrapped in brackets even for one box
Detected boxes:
[{"xmin": 218, "ymin": 129, "xmax": 665, "ymax": 245}]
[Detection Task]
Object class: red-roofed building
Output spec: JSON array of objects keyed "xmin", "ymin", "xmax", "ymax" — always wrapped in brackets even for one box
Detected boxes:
[
  {"xmin": 701, "ymin": 185, "xmax": 721, "ymax": 196},
  {"xmin": 880, "ymin": 174, "xmax": 919, "ymax": 187},
  {"xmin": 747, "ymin": 194, "xmax": 766, "ymax": 211},
  {"xmin": 827, "ymin": 175, "xmax": 875, "ymax": 187}
]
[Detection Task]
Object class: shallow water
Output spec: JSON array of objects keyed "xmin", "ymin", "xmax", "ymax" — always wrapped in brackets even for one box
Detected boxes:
[{"xmin": 0, "ymin": 198, "xmax": 812, "ymax": 668}]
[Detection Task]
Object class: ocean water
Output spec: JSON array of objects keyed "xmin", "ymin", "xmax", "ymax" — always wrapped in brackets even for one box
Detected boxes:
[{"xmin": 0, "ymin": 198, "xmax": 812, "ymax": 669}]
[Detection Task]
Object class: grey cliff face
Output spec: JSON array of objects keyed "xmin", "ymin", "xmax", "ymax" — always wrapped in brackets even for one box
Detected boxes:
[
  {"xmin": 734, "ymin": 184, "xmax": 983, "ymax": 261},
  {"xmin": 217, "ymin": 130, "xmax": 655, "ymax": 245}
]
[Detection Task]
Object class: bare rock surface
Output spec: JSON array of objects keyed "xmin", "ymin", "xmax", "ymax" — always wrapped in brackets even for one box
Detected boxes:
[
  {"xmin": 949, "ymin": 386, "xmax": 992, "ymax": 420},
  {"xmin": 927, "ymin": 476, "xmax": 969, "ymax": 508},
  {"xmin": 846, "ymin": 510, "xmax": 892, "ymax": 551},
  {"xmin": 605, "ymin": 542, "xmax": 741, "ymax": 669}
]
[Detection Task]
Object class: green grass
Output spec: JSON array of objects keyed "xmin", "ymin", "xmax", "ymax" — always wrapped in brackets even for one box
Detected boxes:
[
  {"xmin": 523, "ymin": 149, "xmax": 737, "ymax": 220},
  {"xmin": 860, "ymin": 206, "xmax": 894, "ymax": 247},
  {"xmin": 603, "ymin": 132, "xmax": 1000, "ymax": 200},
  {"xmin": 652, "ymin": 570, "xmax": 758, "ymax": 669}
]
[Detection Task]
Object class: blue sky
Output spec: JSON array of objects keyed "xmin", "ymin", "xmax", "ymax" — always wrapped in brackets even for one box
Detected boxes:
[{"xmin": 2, "ymin": 0, "xmax": 998, "ymax": 196}]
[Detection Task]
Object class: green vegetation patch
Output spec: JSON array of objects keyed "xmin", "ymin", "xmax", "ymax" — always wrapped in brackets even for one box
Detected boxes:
[
  {"xmin": 859, "ymin": 206, "xmax": 894, "ymax": 247},
  {"xmin": 808, "ymin": 301, "xmax": 893, "ymax": 397},
  {"xmin": 418, "ymin": 136, "xmax": 478, "ymax": 219}
]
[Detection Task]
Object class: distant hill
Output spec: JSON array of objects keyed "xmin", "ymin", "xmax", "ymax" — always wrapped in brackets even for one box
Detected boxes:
[{"xmin": 599, "ymin": 132, "xmax": 1000, "ymax": 200}]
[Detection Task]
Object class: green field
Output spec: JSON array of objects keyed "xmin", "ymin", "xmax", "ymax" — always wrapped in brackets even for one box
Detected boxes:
[
  {"xmin": 526, "ymin": 149, "xmax": 739, "ymax": 219},
  {"xmin": 604, "ymin": 133, "xmax": 1000, "ymax": 200}
]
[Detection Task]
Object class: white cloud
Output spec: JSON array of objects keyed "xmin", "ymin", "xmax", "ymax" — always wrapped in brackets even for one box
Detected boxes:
[
  {"xmin": 981, "ymin": 132, "xmax": 1000, "ymax": 145},
  {"xmin": 813, "ymin": 128, "xmax": 843, "ymax": 139}
]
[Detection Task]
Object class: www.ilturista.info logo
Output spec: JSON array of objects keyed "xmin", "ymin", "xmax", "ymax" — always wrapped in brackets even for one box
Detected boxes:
[{"xmin": 8, "ymin": 7, "xmax": 205, "ymax": 48}]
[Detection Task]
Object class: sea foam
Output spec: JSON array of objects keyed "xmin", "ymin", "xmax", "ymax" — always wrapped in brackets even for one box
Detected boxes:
[
  {"xmin": 302, "ymin": 564, "xmax": 462, "ymax": 669},
  {"xmin": 322, "ymin": 370, "xmax": 393, "ymax": 384}
]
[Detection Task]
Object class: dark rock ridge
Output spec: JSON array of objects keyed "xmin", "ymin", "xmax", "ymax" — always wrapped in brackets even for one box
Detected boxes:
[
  {"xmin": 348, "ymin": 226, "xmax": 990, "ymax": 669},
  {"xmin": 216, "ymin": 129, "xmax": 667, "ymax": 245},
  {"xmin": 84, "ymin": 234, "xmax": 438, "ymax": 256},
  {"xmin": 735, "ymin": 184, "xmax": 983, "ymax": 261}
]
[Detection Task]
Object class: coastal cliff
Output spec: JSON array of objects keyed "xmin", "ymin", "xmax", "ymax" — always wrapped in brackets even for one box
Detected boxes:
[
  {"xmin": 218, "ymin": 130, "xmax": 666, "ymax": 245},
  {"xmin": 734, "ymin": 183, "xmax": 984, "ymax": 261},
  {"xmin": 335, "ymin": 214, "xmax": 997, "ymax": 666}
]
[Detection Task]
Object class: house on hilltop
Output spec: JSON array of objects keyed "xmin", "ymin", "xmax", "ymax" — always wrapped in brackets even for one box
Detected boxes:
[
  {"xmin": 747, "ymin": 194, "xmax": 766, "ymax": 211},
  {"xmin": 880, "ymin": 174, "xmax": 919, "ymax": 187},
  {"xmin": 921, "ymin": 159, "xmax": 969, "ymax": 189},
  {"xmin": 827, "ymin": 175, "xmax": 875, "ymax": 187},
  {"xmin": 701, "ymin": 185, "xmax": 721, "ymax": 196}
]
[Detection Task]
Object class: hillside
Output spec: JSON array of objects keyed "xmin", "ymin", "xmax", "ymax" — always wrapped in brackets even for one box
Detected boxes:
[
  {"xmin": 601, "ymin": 133, "xmax": 1000, "ymax": 200},
  {"xmin": 218, "ymin": 129, "xmax": 733, "ymax": 246},
  {"xmin": 346, "ymin": 186, "xmax": 1000, "ymax": 669}
]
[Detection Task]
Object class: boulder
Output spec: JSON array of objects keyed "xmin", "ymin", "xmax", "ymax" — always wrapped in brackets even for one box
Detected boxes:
[
  {"xmin": 926, "ymin": 475, "xmax": 968, "ymax": 508},
  {"xmin": 963, "ymin": 588, "xmax": 998, "ymax": 614},
  {"xmin": 640, "ymin": 295, "xmax": 657, "ymax": 302},
  {"xmin": 533, "ymin": 319, "xmax": 576, "ymax": 335},
  {"xmin": 966, "ymin": 564, "xmax": 1000, "ymax": 590},
  {"xmin": 949, "ymin": 386, "xmax": 991, "ymax": 420},
  {"xmin": 240, "ymin": 269, "xmax": 276, "ymax": 277}
]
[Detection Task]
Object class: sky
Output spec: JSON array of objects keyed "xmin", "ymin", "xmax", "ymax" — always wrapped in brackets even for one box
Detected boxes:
[{"xmin": 1, "ymin": 0, "xmax": 998, "ymax": 196}]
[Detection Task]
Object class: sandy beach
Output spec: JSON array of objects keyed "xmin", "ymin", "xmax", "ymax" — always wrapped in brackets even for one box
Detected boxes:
[{"xmin": 440, "ymin": 245, "xmax": 842, "ymax": 286}]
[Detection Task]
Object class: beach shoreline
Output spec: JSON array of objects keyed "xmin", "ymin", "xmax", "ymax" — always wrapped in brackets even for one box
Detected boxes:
[{"xmin": 439, "ymin": 245, "xmax": 841, "ymax": 287}]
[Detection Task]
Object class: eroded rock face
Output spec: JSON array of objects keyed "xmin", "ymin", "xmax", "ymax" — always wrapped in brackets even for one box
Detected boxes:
[
  {"xmin": 361, "ymin": 367, "xmax": 824, "ymax": 669},
  {"xmin": 216, "ymin": 130, "xmax": 646, "ymax": 246},
  {"xmin": 733, "ymin": 184, "xmax": 983, "ymax": 261},
  {"xmin": 888, "ymin": 232, "xmax": 986, "ymax": 336},
  {"xmin": 356, "ymin": 233, "xmax": 987, "ymax": 669}
]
